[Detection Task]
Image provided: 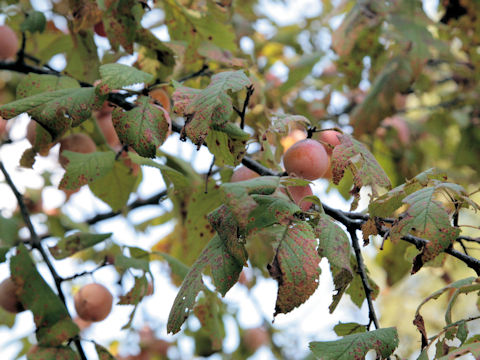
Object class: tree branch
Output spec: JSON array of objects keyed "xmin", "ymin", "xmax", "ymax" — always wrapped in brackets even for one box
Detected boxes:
[{"xmin": 0, "ymin": 161, "xmax": 88, "ymax": 360}]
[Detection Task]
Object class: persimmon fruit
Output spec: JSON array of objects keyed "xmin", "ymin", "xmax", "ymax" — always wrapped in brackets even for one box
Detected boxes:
[
  {"xmin": 0, "ymin": 277, "xmax": 24, "ymax": 313},
  {"xmin": 74, "ymin": 283, "xmax": 113, "ymax": 322},
  {"xmin": 314, "ymin": 130, "xmax": 341, "ymax": 155},
  {"xmin": 283, "ymin": 139, "xmax": 329, "ymax": 180},
  {"xmin": 149, "ymin": 88, "xmax": 171, "ymax": 112},
  {"xmin": 286, "ymin": 185, "xmax": 313, "ymax": 211},
  {"xmin": 0, "ymin": 25, "xmax": 18, "ymax": 60},
  {"xmin": 243, "ymin": 327, "xmax": 269, "ymax": 353},
  {"xmin": 231, "ymin": 166, "xmax": 259, "ymax": 182},
  {"xmin": 59, "ymin": 133, "xmax": 96, "ymax": 168}
]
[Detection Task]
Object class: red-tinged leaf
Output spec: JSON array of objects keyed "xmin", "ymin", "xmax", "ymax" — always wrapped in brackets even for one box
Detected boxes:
[
  {"xmin": 27, "ymin": 345, "xmax": 79, "ymax": 360},
  {"xmin": 49, "ymin": 232, "xmax": 112, "ymax": 260},
  {"xmin": 438, "ymin": 343, "xmax": 480, "ymax": 360},
  {"xmin": 268, "ymin": 221, "xmax": 321, "ymax": 316},
  {"xmin": 112, "ymin": 96, "xmax": 169, "ymax": 158},
  {"xmin": 390, "ymin": 186, "xmax": 460, "ymax": 273},
  {"xmin": 350, "ymin": 56, "xmax": 414, "ymax": 137},
  {"xmin": 16, "ymin": 73, "xmax": 80, "ymax": 99},
  {"xmin": 331, "ymin": 134, "xmax": 391, "ymax": 210},
  {"xmin": 167, "ymin": 234, "xmax": 243, "ymax": 334},
  {"xmin": 316, "ymin": 214, "xmax": 353, "ymax": 313},
  {"xmin": 58, "ymin": 151, "xmax": 116, "ymax": 190},
  {"xmin": 309, "ymin": 327, "xmax": 399, "ymax": 360},
  {"xmin": 172, "ymin": 70, "xmax": 251, "ymax": 146},
  {"xmin": 369, "ymin": 168, "xmax": 446, "ymax": 217},
  {"xmin": 221, "ymin": 176, "xmax": 279, "ymax": 228},
  {"xmin": 0, "ymin": 87, "xmax": 101, "ymax": 138},
  {"xmin": 10, "ymin": 244, "xmax": 79, "ymax": 346},
  {"xmin": 413, "ymin": 313, "xmax": 428, "ymax": 349}
]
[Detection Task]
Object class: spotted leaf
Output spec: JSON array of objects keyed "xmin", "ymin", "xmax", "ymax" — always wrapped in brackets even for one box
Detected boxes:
[{"xmin": 49, "ymin": 232, "xmax": 112, "ymax": 260}]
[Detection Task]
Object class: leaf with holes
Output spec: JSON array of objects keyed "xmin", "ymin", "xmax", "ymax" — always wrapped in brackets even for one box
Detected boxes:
[
  {"xmin": 331, "ymin": 134, "xmax": 391, "ymax": 210},
  {"xmin": 316, "ymin": 214, "xmax": 353, "ymax": 313},
  {"xmin": 59, "ymin": 151, "xmax": 115, "ymax": 190},
  {"xmin": 112, "ymin": 96, "xmax": 169, "ymax": 158},
  {"xmin": 99, "ymin": 63, "xmax": 154, "ymax": 91},
  {"xmin": 49, "ymin": 232, "xmax": 112, "ymax": 260},
  {"xmin": 390, "ymin": 185, "xmax": 460, "ymax": 273},
  {"xmin": 167, "ymin": 234, "xmax": 243, "ymax": 334},
  {"xmin": 221, "ymin": 176, "xmax": 279, "ymax": 228},
  {"xmin": 268, "ymin": 221, "xmax": 321, "ymax": 316},
  {"xmin": 172, "ymin": 70, "xmax": 251, "ymax": 146},
  {"xmin": 10, "ymin": 244, "xmax": 79, "ymax": 346},
  {"xmin": 309, "ymin": 327, "xmax": 399, "ymax": 360},
  {"xmin": 0, "ymin": 87, "xmax": 101, "ymax": 138}
]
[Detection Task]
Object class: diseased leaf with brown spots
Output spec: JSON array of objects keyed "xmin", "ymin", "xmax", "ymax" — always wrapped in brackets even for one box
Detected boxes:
[
  {"xmin": 27, "ymin": 345, "xmax": 79, "ymax": 360},
  {"xmin": 309, "ymin": 327, "xmax": 399, "ymax": 360},
  {"xmin": 390, "ymin": 184, "xmax": 461, "ymax": 273},
  {"xmin": 59, "ymin": 151, "xmax": 115, "ymax": 191},
  {"xmin": 331, "ymin": 134, "xmax": 391, "ymax": 210},
  {"xmin": 413, "ymin": 313, "xmax": 428, "ymax": 349},
  {"xmin": 118, "ymin": 275, "xmax": 149, "ymax": 305},
  {"xmin": 437, "ymin": 342, "xmax": 480, "ymax": 359},
  {"xmin": 49, "ymin": 232, "xmax": 112, "ymax": 260},
  {"xmin": 99, "ymin": 63, "xmax": 154, "ymax": 91},
  {"xmin": 167, "ymin": 234, "xmax": 243, "ymax": 334},
  {"xmin": 361, "ymin": 218, "xmax": 377, "ymax": 245},
  {"xmin": 205, "ymin": 130, "xmax": 247, "ymax": 167},
  {"xmin": 193, "ymin": 292, "xmax": 225, "ymax": 352},
  {"xmin": 221, "ymin": 176, "xmax": 279, "ymax": 228},
  {"xmin": 268, "ymin": 221, "xmax": 321, "ymax": 316},
  {"xmin": 112, "ymin": 95, "xmax": 170, "ymax": 158},
  {"xmin": 10, "ymin": 244, "xmax": 79, "ymax": 346},
  {"xmin": 316, "ymin": 214, "xmax": 353, "ymax": 313},
  {"xmin": 172, "ymin": 70, "xmax": 251, "ymax": 146},
  {"xmin": 198, "ymin": 42, "xmax": 246, "ymax": 67}
]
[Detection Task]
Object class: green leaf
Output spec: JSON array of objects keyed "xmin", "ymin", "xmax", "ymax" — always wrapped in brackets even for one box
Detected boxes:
[
  {"xmin": 99, "ymin": 63, "xmax": 154, "ymax": 90},
  {"xmin": 112, "ymin": 96, "xmax": 169, "ymax": 158},
  {"xmin": 0, "ymin": 215, "xmax": 18, "ymax": 247},
  {"xmin": 309, "ymin": 327, "xmax": 399, "ymax": 360},
  {"xmin": 268, "ymin": 221, "xmax": 321, "ymax": 316},
  {"xmin": 118, "ymin": 275, "xmax": 149, "ymax": 305},
  {"xmin": 193, "ymin": 292, "xmax": 225, "ymax": 352},
  {"xmin": 167, "ymin": 234, "xmax": 243, "ymax": 334},
  {"xmin": 89, "ymin": 157, "xmax": 139, "ymax": 211},
  {"xmin": 437, "ymin": 342, "xmax": 480, "ymax": 360},
  {"xmin": 197, "ymin": 42, "xmax": 246, "ymax": 67},
  {"xmin": 21, "ymin": 11, "xmax": 46, "ymax": 33},
  {"xmin": 65, "ymin": 32, "xmax": 101, "ymax": 83},
  {"xmin": 16, "ymin": 74, "xmax": 80, "ymax": 99},
  {"xmin": 331, "ymin": 134, "xmax": 391, "ymax": 210},
  {"xmin": 0, "ymin": 87, "xmax": 101, "ymax": 137},
  {"xmin": 279, "ymin": 52, "xmax": 323, "ymax": 94},
  {"xmin": 172, "ymin": 70, "xmax": 251, "ymax": 146},
  {"xmin": 10, "ymin": 244, "xmax": 79, "ymax": 346},
  {"xmin": 114, "ymin": 254, "xmax": 150, "ymax": 273},
  {"xmin": 0, "ymin": 306, "xmax": 16, "ymax": 328},
  {"xmin": 221, "ymin": 176, "xmax": 279, "ymax": 228},
  {"xmin": 316, "ymin": 214, "xmax": 353, "ymax": 313},
  {"xmin": 205, "ymin": 130, "xmax": 247, "ymax": 167},
  {"xmin": 95, "ymin": 343, "xmax": 116, "ymax": 360},
  {"xmin": 59, "ymin": 151, "xmax": 116, "ymax": 190},
  {"xmin": 333, "ymin": 322, "xmax": 367, "ymax": 336},
  {"xmin": 48, "ymin": 232, "xmax": 112, "ymax": 260},
  {"xmin": 346, "ymin": 261, "xmax": 379, "ymax": 308},
  {"xmin": 27, "ymin": 345, "xmax": 79, "ymax": 360},
  {"xmin": 390, "ymin": 185, "xmax": 461, "ymax": 273}
]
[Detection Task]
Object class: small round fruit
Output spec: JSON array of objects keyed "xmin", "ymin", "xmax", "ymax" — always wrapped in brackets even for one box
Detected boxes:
[
  {"xmin": 0, "ymin": 25, "xmax": 19, "ymax": 60},
  {"xmin": 74, "ymin": 316, "xmax": 92, "ymax": 331},
  {"xmin": 149, "ymin": 88, "xmax": 171, "ymax": 113},
  {"xmin": 59, "ymin": 133, "xmax": 96, "ymax": 168},
  {"xmin": 96, "ymin": 111, "xmax": 121, "ymax": 148},
  {"xmin": 243, "ymin": 327, "xmax": 269, "ymax": 353},
  {"xmin": 283, "ymin": 139, "xmax": 329, "ymax": 180},
  {"xmin": 280, "ymin": 129, "xmax": 307, "ymax": 153},
  {"xmin": 315, "ymin": 130, "xmax": 341, "ymax": 155},
  {"xmin": 231, "ymin": 166, "xmax": 259, "ymax": 182},
  {"xmin": 287, "ymin": 185, "xmax": 313, "ymax": 211},
  {"xmin": 74, "ymin": 283, "xmax": 113, "ymax": 322},
  {"xmin": 0, "ymin": 277, "xmax": 24, "ymax": 313},
  {"xmin": 94, "ymin": 22, "xmax": 107, "ymax": 37}
]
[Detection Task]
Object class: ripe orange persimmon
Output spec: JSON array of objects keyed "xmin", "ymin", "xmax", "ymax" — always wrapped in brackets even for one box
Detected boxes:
[
  {"xmin": 314, "ymin": 130, "xmax": 341, "ymax": 155},
  {"xmin": 0, "ymin": 277, "xmax": 24, "ymax": 314},
  {"xmin": 59, "ymin": 133, "xmax": 96, "ymax": 168},
  {"xmin": 74, "ymin": 283, "xmax": 113, "ymax": 322},
  {"xmin": 283, "ymin": 139, "xmax": 329, "ymax": 180},
  {"xmin": 149, "ymin": 88, "xmax": 171, "ymax": 113},
  {"xmin": 0, "ymin": 25, "xmax": 18, "ymax": 60},
  {"xmin": 286, "ymin": 185, "xmax": 313, "ymax": 211}
]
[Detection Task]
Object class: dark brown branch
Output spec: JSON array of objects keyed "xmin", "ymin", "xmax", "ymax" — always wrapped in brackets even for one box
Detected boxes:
[
  {"xmin": 348, "ymin": 227, "xmax": 380, "ymax": 330},
  {"xmin": 0, "ymin": 161, "xmax": 88, "ymax": 360}
]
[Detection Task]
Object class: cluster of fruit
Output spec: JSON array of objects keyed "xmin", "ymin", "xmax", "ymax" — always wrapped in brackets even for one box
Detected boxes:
[{"xmin": 232, "ymin": 130, "xmax": 341, "ymax": 211}]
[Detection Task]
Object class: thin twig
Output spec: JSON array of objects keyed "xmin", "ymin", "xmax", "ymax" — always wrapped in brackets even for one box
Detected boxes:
[
  {"xmin": 238, "ymin": 85, "xmax": 254, "ymax": 130},
  {"xmin": 0, "ymin": 161, "xmax": 88, "ymax": 360},
  {"xmin": 348, "ymin": 227, "xmax": 380, "ymax": 330}
]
